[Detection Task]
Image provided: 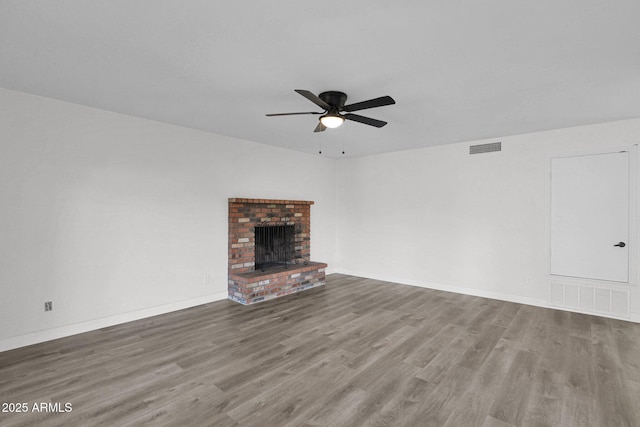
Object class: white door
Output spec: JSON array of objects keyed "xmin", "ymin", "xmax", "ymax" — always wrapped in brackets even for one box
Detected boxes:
[{"xmin": 550, "ymin": 151, "xmax": 630, "ymax": 283}]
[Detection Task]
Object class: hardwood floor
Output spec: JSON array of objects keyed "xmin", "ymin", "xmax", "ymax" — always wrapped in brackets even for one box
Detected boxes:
[{"xmin": 1, "ymin": 274, "xmax": 639, "ymax": 426}]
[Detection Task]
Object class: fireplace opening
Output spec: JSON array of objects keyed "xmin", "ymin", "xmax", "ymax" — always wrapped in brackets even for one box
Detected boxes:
[{"xmin": 255, "ymin": 223, "xmax": 296, "ymax": 271}]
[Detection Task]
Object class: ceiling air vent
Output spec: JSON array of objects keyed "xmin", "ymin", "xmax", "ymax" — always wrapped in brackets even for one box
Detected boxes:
[{"xmin": 470, "ymin": 142, "xmax": 501, "ymax": 155}]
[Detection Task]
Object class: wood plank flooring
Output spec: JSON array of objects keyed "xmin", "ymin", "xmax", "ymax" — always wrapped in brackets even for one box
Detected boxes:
[{"xmin": 1, "ymin": 274, "xmax": 639, "ymax": 426}]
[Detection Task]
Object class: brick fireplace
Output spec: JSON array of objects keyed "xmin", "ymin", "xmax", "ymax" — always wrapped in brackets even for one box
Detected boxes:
[{"xmin": 228, "ymin": 198, "xmax": 327, "ymax": 304}]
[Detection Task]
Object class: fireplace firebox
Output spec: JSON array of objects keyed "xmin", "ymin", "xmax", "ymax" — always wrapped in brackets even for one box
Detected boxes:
[{"xmin": 254, "ymin": 223, "xmax": 296, "ymax": 271}]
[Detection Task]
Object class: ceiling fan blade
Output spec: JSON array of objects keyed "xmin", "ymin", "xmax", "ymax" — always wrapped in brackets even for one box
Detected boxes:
[
  {"xmin": 295, "ymin": 89, "xmax": 331, "ymax": 110},
  {"xmin": 314, "ymin": 122, "xmax": 327, "ymax": 133},
  {"xmin": 266, "ymin": 112, "xmax": 321, "ymax": 116},
  {"xmin": 344, "ymin": 113, "xmax": 388, "ymax": 128},
  {"xmin": 342, "ymin": 96, "xmax": 395, "ymax": 112}
]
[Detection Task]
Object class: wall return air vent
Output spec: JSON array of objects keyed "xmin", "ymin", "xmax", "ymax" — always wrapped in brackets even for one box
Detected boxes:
[{"xmin": 470, "ymin": 142, "xmax": 501, "ymax": 155}]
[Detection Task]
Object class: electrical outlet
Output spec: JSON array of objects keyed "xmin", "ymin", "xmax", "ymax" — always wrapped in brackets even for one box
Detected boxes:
[{"xmin": 44, "ymin": 301, "xmax": 52, "ymax": 312}]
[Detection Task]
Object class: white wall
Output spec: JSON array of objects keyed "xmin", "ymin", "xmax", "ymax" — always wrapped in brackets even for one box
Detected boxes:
[
  {"xmin": 0, "ymin": 89, "xmax": 336, "ymax": 351},
  {"xmin": 3, "ymin": 87, "xmax": 639, "ymax": 353},
  {"xmin": 336, "ymin": 118, "xmax": 640, "ymax": 321}
]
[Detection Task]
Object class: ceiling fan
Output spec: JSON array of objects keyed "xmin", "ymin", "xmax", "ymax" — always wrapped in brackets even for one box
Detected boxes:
[{"xmin": 266, "ymin": 90, "xmax": 395, "ymax": 132}]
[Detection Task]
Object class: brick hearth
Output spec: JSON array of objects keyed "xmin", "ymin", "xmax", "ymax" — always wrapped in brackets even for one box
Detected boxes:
[{"xmin": 228, "ymin": 198, "xmax": 327, "ymax": 304}]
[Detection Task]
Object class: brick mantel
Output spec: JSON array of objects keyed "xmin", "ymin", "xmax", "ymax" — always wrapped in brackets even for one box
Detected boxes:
[
  {"xmin": 227, "ymin": 198, "xmax": 327, "ymax": 304},
  {"xmin": 229, "ymin": 198, "xmax": 314, "ymax": 205}
]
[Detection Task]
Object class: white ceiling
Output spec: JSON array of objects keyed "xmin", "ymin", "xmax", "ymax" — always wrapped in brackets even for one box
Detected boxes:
[{"xmin": 2, "ymin": 1, "xmax": 640, "ymax": 158}]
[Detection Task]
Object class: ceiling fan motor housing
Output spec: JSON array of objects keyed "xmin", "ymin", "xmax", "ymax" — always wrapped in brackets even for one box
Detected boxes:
[{"xmin": 319, "ymin": 91, "xmax": 347, "ymax": 110}]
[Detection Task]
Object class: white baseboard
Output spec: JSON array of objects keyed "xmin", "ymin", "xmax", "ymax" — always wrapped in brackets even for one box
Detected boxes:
[
  {"xmin": 0, "ymin": 292, "xmax": 228, "ymax": 352},
  {"xmin": 334, "ymin": 269, "xmax": 640, "ymax": 323}
]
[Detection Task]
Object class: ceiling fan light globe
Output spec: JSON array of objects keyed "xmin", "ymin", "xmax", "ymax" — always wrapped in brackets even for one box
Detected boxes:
[{"xmin": 320, "ymin": 114, "xmax": 344, "ymax": 129}]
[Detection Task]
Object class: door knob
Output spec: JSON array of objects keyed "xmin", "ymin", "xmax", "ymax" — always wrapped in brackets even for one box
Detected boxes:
[{"xmin": 614, "ymin": 242, "xmax": 626, "ymax": 247}]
